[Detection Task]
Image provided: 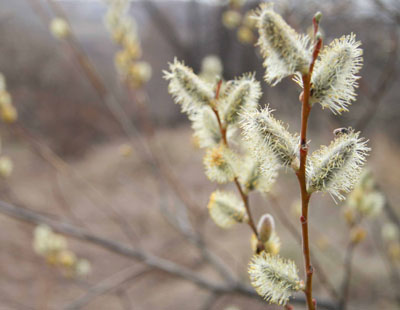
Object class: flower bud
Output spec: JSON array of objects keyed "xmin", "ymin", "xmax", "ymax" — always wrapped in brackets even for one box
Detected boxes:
[
  {"xmin": 257, "ymin": 214, "xmax": 275, "ymax": 243},
  {"xmin": 314, "ymin": 12, "xmax": 323, "ymax": 24}
]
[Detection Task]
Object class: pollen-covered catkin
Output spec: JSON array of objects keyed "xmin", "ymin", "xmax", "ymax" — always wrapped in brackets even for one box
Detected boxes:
[
  {"xmin": 307, "ymin": 129, "xmax": 369, "ymax": 201},
  {"xmin": 254, "ymin": 3, "xmax": 311, "ymax": 85},
  {"xmin": 104, "ymin": 0, "xmax": 151, "ymax": 88},
  {"xmin": 248, "ymin": 253, "xmax": 302, "ymax": 305},
  {"xmin": 208, "ymin": 190, "xmax": 248, "ymax": 228},
  {"xmin": 241, "ymin": 107, "xmax": 299, "ymax": 167},
  {"xmin": 33, "ymin": 225, "xmax": 91, "ymax": 276},
  {"xmin": 347, "ymin": 171, "xmax": 385, "ymax": 218},
  {"xmin": 203, "ymin": 145, "xmax": 237, "ymax": 183}
]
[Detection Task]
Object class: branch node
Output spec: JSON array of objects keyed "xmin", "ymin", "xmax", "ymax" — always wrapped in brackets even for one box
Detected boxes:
[{"xmin": 307, "ymin": 265, "xmax": 314, "ymax": 275}]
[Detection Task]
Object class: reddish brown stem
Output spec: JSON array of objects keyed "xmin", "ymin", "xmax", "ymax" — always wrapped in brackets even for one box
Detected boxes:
[
  {"xmin": 295, "ymin": 34, "xmax": 323, "ymax": 310},
  {"xmin": 211, "ymin": 82, "xmax": 259, "ymax": 242},
  {"xmin": 234, "ymin": 178, "xmax": 258, "ymax": 238},
  {"xmin": 309, "ymin": 38, "xmax": 322, "ymax": 77},
  {"xmin": 296, "ymin": 26, "xmax": 322, "ymax": 310},
  {"xmin": 268, "ymin": 194, "xmax": 339, "ymax": 299},
  {"xmin": 296, "ymin": 73, "xmax": 314, "ymax": 310},
  {"xmin": 212, "ymin": 107, "xmax": 228, "ymax": 145}
]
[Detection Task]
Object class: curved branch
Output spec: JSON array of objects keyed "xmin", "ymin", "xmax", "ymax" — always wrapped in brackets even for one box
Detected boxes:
[{"xmin": 0, "ymin": 200, "xmax": 337, "ymax": 310}]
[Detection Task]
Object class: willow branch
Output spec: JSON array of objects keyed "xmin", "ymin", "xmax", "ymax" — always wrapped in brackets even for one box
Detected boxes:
[
  {"xmin": 268, "ymin": 194, "xmax": 339, "ymax": 299},
  {"xmin": 293, "ymin": 26, "xmax": 322, "ymax": 309},
  {"xmin": 65, "ymin": 266, "xmax": 151, "ymax": 309},
  {"xmin": 356, "ymin": 28, "xmax": 398, "ymax": 131},
  {"xmin": 27, "ymin": 0, "xmax": 153, "ymax": 161},
  {"xmin": 0, "ymin": 199, "xmax": 229, "ymax": 292},
  {"xmin": 337, "ymin": 242, "xmax": 356, "ymax": 310},
  {"xmin": 210, "ymin": 81, "xmax": 259, "ymax": 241},
  {"xmin": 0, "ymin": 199, "xmax": 337, "ymax": 310},
  {"xmin": 369, "ymin": 222, "xmax": 400, "ymax": 307},
  {"xmin": 296, "ymin": 72, "xmax": 314, "ymax": 310},
  {"xmin": 11, "ymin": 123, "xmax": 139, "ymax": 246}
]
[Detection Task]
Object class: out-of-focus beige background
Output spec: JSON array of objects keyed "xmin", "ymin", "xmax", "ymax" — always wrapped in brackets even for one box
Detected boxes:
[{"xmin": 0, "ymin": 0, "xmax": 399, "ymax": 309}]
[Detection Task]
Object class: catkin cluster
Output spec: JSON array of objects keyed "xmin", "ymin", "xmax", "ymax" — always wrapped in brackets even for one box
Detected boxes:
[
  {"xmin": 33, "ymin": 225, "xmax": 91, "ymax": 277},
  {"xmin": 221, "ymin": 0, "xmax": 257, "ymax": 45},
  {"xmin": 0, "ymin": 73, "xmax": 17, "ymax": 178},
  {"xmin": 104, "ymin": 0, "xmax": 151, "ymax": 88},
  {"xmin": 166, "ymin": 3, "xmax": 370, "ymax": 306},
  {"xmin": 382, "ymin": 222, "xmax": 400, "ymax": 264}
]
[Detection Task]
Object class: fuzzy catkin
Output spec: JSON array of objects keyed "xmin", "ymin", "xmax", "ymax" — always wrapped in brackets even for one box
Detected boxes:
[
  {"xmin": 295, "ymin": 34, "xmax": 363, "ymax": 114},
  {"xmin": 191, "ymin": 106, "xmax": 223, "ymax": 148},
  {"xmin": 248, "ymin": 253, "xmax": 302, "ymax": 305},
  {"xmin": 241, "ymin": 107, "xmax": 299, "ymax": 167},
  {"xmin": 203, "ymin": 145, "xmax": 237, "ymax": 184},
  {"xmin": 164, "ymin": 59, "xmax": 214, "ymax": 115},
  {"xmin": 254, "ymin": 3, "xmax": 311, "ymax": 85},
  {"xmin": 307, "ymin": 130, "xmax": 369, "ymax": 201},
  {"xmin": 237, "ymin": 153, "xmax": 277, "ymax": 194},
  {"xmin": 220, "ymin": 73, "xmax": 261, "ymax": 125},
  {"xmin": 208, "ymin": 190, "xmax": 248, "ymax": 228}
]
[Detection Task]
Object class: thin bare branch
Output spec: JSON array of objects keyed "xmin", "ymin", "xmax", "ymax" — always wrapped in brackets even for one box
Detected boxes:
[
  {"xmin": 337, "ymin": 242, "xmax": 356, "ymax": 310},
  {"xmin": 356, "ymin": 28, "xmax": 399, "ymax": 131},
  {"xmin": 268, "ymin": 194, "xmax": 339, "ymax": 299},
  {"xmin": 65, "ymin": 266, "xmax": 150, "ymax": 309},
  {"xmin": 11, "ymin": 123, "xmax": 140, "ymax": 246},
  {"xmin": 0, "ymin": 200, "xmax": 338, "ymax": 310}
]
